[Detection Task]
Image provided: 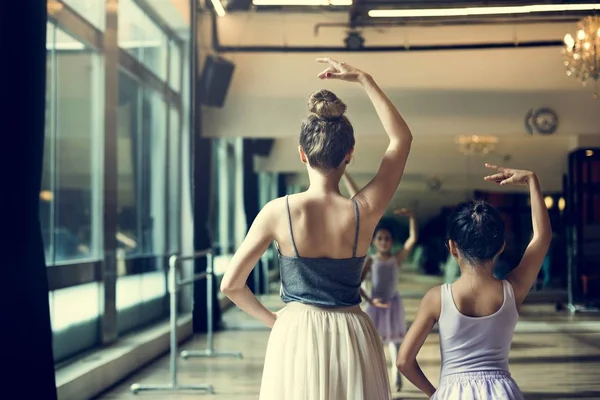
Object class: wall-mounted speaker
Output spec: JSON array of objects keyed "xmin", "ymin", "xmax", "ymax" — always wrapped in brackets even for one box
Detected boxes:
[{"xmin": 198, "ymin": 55, "xmax": 235, "ymax": 108}]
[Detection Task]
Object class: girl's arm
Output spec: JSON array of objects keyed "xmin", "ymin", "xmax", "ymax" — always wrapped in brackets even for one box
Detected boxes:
[
  {"xmin": 359, "ymin": 257, "xmax": 373, "ymax": 303},
  {"xmin": 221, "ymin": 200, "xmax": 279, "ymax": 328},
  {"xmin": 484, "ymin": 164, "xmax": 552, "ymax": 304},
  {"xmin": 318, "ymin": 58, "xmax": 413, "ymax": 218},
  {"xmin": 394, "ymin": 208, "xmax": 418, "ymax": 265},
  {"xmin": 342, "ymin": 172, "xmax": 360, "ymax": 198},
  {"xmin": 397, "ymin": 286, "xmax": 440, "ymax": 398}
]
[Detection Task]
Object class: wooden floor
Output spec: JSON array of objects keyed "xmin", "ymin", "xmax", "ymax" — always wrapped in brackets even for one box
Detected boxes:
[{"xmin": 99, "ymin": 276, "xmax": 600, "ymax": 400}]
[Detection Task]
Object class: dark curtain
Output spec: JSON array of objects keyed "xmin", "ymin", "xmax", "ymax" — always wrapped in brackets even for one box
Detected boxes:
[{"xmin": 0, "ymin": 1, "xmax": 57, "ymax": 398}]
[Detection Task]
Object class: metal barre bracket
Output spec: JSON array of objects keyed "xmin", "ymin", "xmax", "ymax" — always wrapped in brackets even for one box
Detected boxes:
[
  {"xmin": 180, "ymin": 251, "xmax": 244, "ymax": 361},
  {"xmin": 130, "ymin": 249, "xmax": 241, "ymax": 395}
]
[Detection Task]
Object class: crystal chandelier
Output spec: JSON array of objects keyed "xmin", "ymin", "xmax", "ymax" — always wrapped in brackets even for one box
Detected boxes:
[
  {"xmin": 563, "ymin": 16, "xmax": 600, "ymax": 93},
  {"xmin": 455, "ymin": 135, "xmax": 499, "ymax": 156}
]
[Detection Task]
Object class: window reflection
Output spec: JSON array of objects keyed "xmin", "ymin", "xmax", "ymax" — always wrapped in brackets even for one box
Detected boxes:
[{"xmin": 43, "ymin": 22, "xmax": 102, "ymax": 265}]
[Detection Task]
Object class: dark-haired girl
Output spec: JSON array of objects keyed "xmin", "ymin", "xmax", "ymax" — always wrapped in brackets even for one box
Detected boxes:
[
  {"xmin": 397, "ymin": 164, "xmax": 551, "ymax": 399},
  {"xmin": 221, "ymin": 58, "xmax": 412, "ymax": 400}
]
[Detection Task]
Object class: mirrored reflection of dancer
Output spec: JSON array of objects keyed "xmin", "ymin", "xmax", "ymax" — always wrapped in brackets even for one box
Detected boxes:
[
  {"xmin": 343, "ymin": 173, "xmax": 417, "ymax": 393},
  {"xmin": 221, "ymin": 58, "xmax": 413, "ymax": 400},
  {"xmin": 397, "ymin": 164, "xmax": 551, "ymax": 400}
]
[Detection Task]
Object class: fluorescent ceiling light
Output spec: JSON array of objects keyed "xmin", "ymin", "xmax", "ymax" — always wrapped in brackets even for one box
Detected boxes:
[
  {"xmin": 253, "ymin": 0, "xmax": 352, "ymax": 6},
  {"xmin": 211, "ymin": 0, "xmax": 226, "ymax": 16},
  {"xmin": 369, "ymin": 4, "xmax": 600, "ymax": 18}
]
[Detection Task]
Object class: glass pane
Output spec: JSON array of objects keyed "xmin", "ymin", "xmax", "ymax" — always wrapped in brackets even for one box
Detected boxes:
[
  {"xmin": 118, "ymin": 0, "xmax": 167, "ymax": 80},
  {"xmin": 62, "ymin": 0, "xmax": 105, "ymax": 31},
  {"xmin": 117, "ymin": 72, "xmax": 166, "ymax": 256},
  {"xmin": 168, "ymin": 107, "xmax": 181, "ymax": 253},
  {"xmin": 169, "ymin": 41, "xmax": 181, "ymax": 91},
  {"xmin": 117, "ymin": 70, "xmax": 142, "ymax": 255},
  {"xmin": 50, "ymin": 282, "xmax": 101, "ymax": 332},
  {"xmin": 42, "ymin": 24, "xmax": 102, "ymax": 265},
  {"xmin": 42, "ymin": 23, "xmax": 57, "ymax": 263},
  {"xmin": 143, "ymin": 87, "xmax": 167, "ymax": 255}
]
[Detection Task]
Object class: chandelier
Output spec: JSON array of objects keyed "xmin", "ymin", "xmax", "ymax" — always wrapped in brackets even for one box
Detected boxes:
[
  {"xmin": 563, "ymin": 16, "xmax": 600, "ymax": 93},
  {"xmin": 455, "ymin": 135, "xmax": 499, "ymax": 156}
]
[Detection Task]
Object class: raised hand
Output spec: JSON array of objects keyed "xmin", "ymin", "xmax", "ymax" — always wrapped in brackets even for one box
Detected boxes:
[
  {"xmin": 316, "ymin": 57, "xmax": 367, "ymax": 83},
  {"xmin": 483, "ymin": 163, "xmax": 533, "ymax": 186}
]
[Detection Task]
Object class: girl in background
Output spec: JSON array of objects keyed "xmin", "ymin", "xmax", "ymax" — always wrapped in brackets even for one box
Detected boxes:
[
  {"xmin": 343, "ymin": 173, "xmax": 418, "ymax": 393},
  {"xmin": 397, "ymin": 164, "xmax": 551, "ymax": 399}
]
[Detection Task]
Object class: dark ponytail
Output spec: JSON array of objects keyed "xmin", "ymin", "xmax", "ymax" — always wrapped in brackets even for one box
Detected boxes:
[{"xmin": 447, "ymin": 200, "xmax": 505, "ymax": 263}]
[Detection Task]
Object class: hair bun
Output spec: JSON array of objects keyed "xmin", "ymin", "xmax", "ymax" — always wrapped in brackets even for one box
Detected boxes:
[{"xmin": 308, "ymin": 89, "xmax": 347, "ymax": 121}]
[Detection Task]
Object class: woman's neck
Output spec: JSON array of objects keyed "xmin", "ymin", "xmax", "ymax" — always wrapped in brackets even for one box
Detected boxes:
[{"xmin": 306, "ymin": 167, "xmax": 343, "ymax": 195}]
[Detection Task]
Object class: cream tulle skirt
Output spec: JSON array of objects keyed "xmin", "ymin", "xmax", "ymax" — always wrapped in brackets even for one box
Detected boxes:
[{"xmin": 259, "ymin": 302, "xmax": 391, "ymax": 400}]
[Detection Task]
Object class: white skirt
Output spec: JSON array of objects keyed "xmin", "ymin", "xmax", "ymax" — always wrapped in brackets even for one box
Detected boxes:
[
  {"xmin": 260, "ymin": 302, "xmax": 391, "ymax": 400},
  {"xmin": 432, "ymin": 371, "xmax": 524, "ymax": 400}
]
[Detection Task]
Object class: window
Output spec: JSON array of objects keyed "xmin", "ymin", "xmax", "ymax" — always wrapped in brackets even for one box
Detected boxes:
[
  {"xmin": 119, "ymin": 0, "xmax": 167, "ymax": 80},
  {"xmin": 43, "ymin": 22, "xmax": 103, "ymax": 265},
  {"xmin": 62, "ymin": 0, "xmax": 105, "ymax": 31},
  {"xmin": 169, "ymin": 40, "xmax": 181, "ymax": 91},
  {"xmin": 117, "ymin": 71, "xmax": 166, "ymax": 256}
]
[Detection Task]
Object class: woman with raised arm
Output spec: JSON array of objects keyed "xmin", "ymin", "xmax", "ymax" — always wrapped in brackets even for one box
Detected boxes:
[
  {"xmin": 396, "ymin": 164, "xmax": 551, "ymax": 399},
  {"xmin": 221, "ymin": 58, "xmax": 412, "ymax": 400}
]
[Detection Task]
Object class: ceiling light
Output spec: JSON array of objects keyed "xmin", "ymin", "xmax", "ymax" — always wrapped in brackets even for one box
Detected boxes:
[
  {"xmin": 211, "ymin": 0, "xmax": 226, "ymax": 16},
  {"xmin": 544, "ymin": 196, "xmax": 554, "ymax": 209},
  {"xmin": 368, "ymin": 4, "xmax": 600, "ymax": 18},
  {"xmin": 558, "ymin": 197, "xmax": 566, "ymax": 212},
  {"xmin": 252, "ymin": 0, "xmax": 352, "ymax": 5}
]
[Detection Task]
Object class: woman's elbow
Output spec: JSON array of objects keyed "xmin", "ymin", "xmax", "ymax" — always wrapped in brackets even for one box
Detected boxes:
[
  {"xmin": 220, "ymin": 278, "xmax": 237, "ymax": 296},
  {"xmin": 396, "ymin": 354, "xmax": 409, "ymax": 372}
]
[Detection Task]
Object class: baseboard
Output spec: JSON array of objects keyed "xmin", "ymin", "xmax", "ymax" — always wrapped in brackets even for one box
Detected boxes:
[{"xmin": 56, "ymin": 315, "xmax": 193, "ymax": 400}]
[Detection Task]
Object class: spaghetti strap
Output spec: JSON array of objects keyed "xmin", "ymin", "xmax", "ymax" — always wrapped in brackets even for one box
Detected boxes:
[
  {"xmin": 285, "ymin": 195, "xmax": 300, "ymax": 257},
  {"xmin": 352, "ymin": 199, "xmax": 360, "ymax": 257}
]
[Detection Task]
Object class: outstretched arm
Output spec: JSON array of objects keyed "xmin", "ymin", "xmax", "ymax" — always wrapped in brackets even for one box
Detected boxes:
[
  {"xmin": 342, "ymin": 172, "xmax": 360, "ymax": 198},
  {"xmin": 397, "ymin": 286, "xmax": 440, "ymax": 397},
  {"xmin": 484, "ymin": 164, "xmax": 551, "ymax": 304},
  {"xmin": 221, "ymin": 200, "xmax": 278, "ymax": 328},
  {"xmin": 318, "ymin": 58, "xmax": 413, "ymax": 218},
  {"xmin": 394, "ymin": 208, "xmax": 418, "ymax": 264}
]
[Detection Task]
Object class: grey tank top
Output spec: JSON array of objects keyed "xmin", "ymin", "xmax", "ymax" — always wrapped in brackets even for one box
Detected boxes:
[
  {"xmin": 278, "ymin": 195, "xmax": 365, "ymax": 308},
  {"xmin": 438, "ymin": 280, "xmax": 519, "ymax": 377}
]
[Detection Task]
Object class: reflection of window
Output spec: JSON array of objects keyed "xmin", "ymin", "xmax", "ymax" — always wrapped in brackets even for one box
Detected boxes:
[
  {"xmin": 118, "ymin": 0, "xmax": 167, "ymax": 80},
  {"xmin": 43, "ymin": 22, "xmax": 102, "ymax": 265},
  {"xmin": 169, "ymin": 40, "xmax": 180, "ymax": 91},
  {"xmin": 117, "ymin": 71, "xmax": 166, "ymax": 256},
  {"xmin": 62, "ymin": 0, "xmax": 105, "ymax": 31}
]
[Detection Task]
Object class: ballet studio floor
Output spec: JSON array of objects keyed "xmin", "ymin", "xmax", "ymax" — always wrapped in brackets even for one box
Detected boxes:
[{"xmin": 99, "ymin": 274, "xmax": 600, "ymax": 400}]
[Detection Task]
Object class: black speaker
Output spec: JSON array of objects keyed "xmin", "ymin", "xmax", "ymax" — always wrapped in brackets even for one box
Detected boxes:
[
  {"xmin": 251, "ymin": 139, "xmax": 274, "ymax": 156},
  {"xmin": 198, "ymin": 55, "xmax": 235, "ymax": 108}
]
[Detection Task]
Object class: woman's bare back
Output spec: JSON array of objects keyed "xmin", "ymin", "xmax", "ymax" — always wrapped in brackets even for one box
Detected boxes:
[{"xmin": 275, "ymin": 193, "xmax": 376, "ymax": 259}]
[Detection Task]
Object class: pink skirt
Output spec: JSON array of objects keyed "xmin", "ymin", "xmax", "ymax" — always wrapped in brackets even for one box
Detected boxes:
[{"xmin": 366, "ymin": 292, "xmax": 406, "ymax": 344}]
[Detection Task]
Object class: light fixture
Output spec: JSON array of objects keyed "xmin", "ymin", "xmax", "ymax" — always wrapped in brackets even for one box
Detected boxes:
[
  {"xmin": 586, "ymin": 149, "xmax": 595, "ymax": 157},
  {"xmin": 455, "ymin": 135, "xmax": 499, "ymax": 156},
  {"xmin": 344, "ymin": 31, "xmax": 365, "ymax": 50},
  {"xmin": 558, "ymin": 197, "xmax": 566, "ymax": 212},
  {"xmin": 47, "ymin": 0, "xmax": 64, "ymax": 15},
  {"xmin": 40, "ymin": 190, "xmax": 53, "ymax": 202},
  {"xmin": 544, "ymin": 196, "xmax": 554, "ymax": 209},
  {"xmin": 369, "ymin": 4, "xmax": 600, "ymax": 18},
  {"xmin": 563, "ymin": 16, "xmax": 600, "ymax": 92},
  {"xmin": 210, "ymin": 0, "xmax": 226, "ymax": 17},
  {"xmin": 253, "ymin": 0, "xmax": 351, "ymax": 5}
]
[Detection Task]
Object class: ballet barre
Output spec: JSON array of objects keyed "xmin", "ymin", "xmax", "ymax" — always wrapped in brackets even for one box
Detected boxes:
[
  {"xmin": 130, "ymin": 249, "xmax": 241, "ymax": 395},
  {"xmin": 180, "ymin": 251, "xmax": 243, "ymax": 360}
]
